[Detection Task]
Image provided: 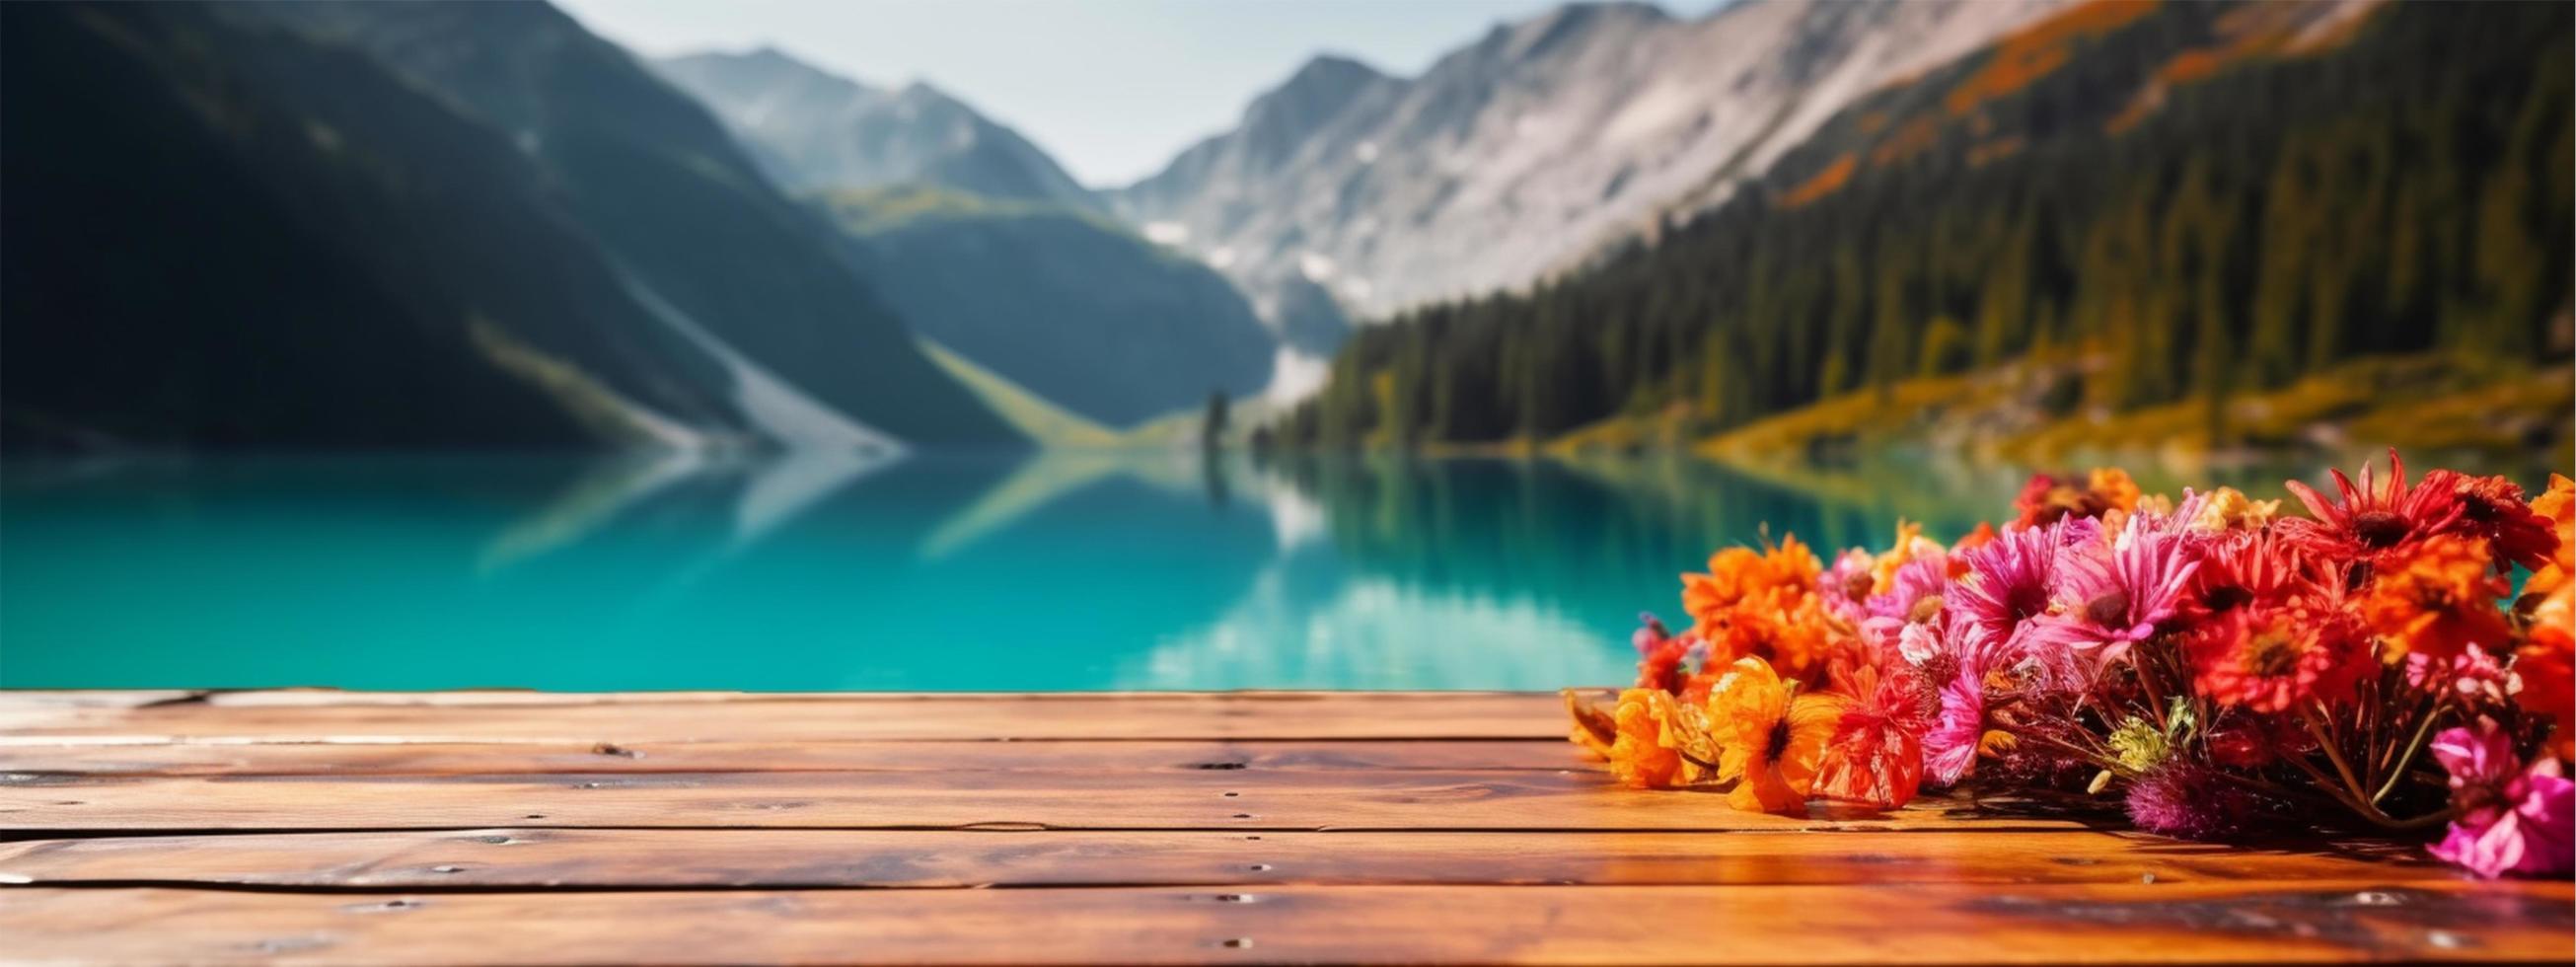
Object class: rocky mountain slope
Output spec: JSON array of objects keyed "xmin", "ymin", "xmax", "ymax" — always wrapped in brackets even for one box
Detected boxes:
[
  {"xmin": 658, "ymin": 47, "xmax": 1291, "ymax": 422},
  {"xmin": 1114, "ymin": 0, "xmax": 2059, "ymax": 321},
  {"xmin": 656, "ymin": 48, "xmax": 1098, "ymax": 211}
]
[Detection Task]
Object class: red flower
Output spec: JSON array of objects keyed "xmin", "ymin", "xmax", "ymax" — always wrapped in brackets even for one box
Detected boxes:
[
  {"xmin": 2013, "ymin": 469, "xmax": 2141, "ymax": 528},
  {"xmin": 2188, "ymin": 528, "xmax": 2316, "ymax": 620},
  {"xmin": 2450, "ymin": 475, "xmax": 2559, "ymax": 572},
  {"xmin": 2278, "ymin": 449, "xmax": 2466, "ymax": 564},
  {"xmin": 1811, "ymin": 662, "xmax": 1927, "ymax": 809},
  {"xmin": 2186, "ymin": 601, "xmax": 2374, "ymax": 713}
]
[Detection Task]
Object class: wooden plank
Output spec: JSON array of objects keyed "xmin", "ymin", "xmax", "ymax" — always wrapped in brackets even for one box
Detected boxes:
[
  {"xmin": 176, "ymin": 690, "xmax": 1560, "ymax": 707},
  {"xmin": 3, "ymin": 692, "xmax": 1588, "ymax": 743},
  {"xmin": 0, "ymin": 770, "xmax": 2088, "ymax": 832},
  {"xmin": 0, "ymin": 691, "xmax": 201, "ymax": 709},
  {"xmin": 0, "ymin": 691, "xmax": 201, "ymax": 730},
  {"xmin": 0, "ymin": 828, "xmax": 2448, "ymax": 889},
  {"xmin": 2, "ymin": 882, "xmax": 2563, "ymax": 964},
  {"xmin": 0, "ymin": 739, "xmax": 1583, "ymax": 777}
]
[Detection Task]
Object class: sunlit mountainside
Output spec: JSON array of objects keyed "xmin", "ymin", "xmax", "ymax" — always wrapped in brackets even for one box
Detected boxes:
[
  {"xmin": 1, "ymin": 0, "xmax": 2563, "ymax": 461},
  {"xmin": 1284, "ymin": 0, "xmax": 2573, "ymax": 467}
]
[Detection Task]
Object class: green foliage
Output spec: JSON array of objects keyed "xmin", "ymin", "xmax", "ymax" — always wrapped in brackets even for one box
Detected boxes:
[{"xmin": 1283, "ymin": 1, "xmax": 2572, "ymax": 452}]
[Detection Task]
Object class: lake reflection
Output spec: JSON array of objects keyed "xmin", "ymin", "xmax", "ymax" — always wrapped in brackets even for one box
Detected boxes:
[{"xmin": 0, "ymin": 449, "xmax": 2548, "ymax": 691}]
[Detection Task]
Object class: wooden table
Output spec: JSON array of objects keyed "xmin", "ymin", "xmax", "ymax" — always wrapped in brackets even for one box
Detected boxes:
[{"xmin": 1, "ymin": 689, "xmax": 2567, "ymax": 964}]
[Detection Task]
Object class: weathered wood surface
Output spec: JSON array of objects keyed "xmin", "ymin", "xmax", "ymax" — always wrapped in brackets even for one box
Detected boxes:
[
  {"xmin": 1, "ymin": 689, "xmax": 2565, "ymax": 965},
  {"xmin": 0, "ymin": 829, "xmax": 2445, "ymax": 888},
  {"xmin": 4, "ymin": 882, "xmax": 2567, "ymax": 965},
  {"xmin": 0, "ymin": 691, "xmax": 1583, "ymax": 742},
  {"xmin": 0, "ymin": 770, "xmax": 2090, "ymax": 832},
  {"xmin": 0, "ymin": 739, "xmax": 1582, "ymax": 776}
]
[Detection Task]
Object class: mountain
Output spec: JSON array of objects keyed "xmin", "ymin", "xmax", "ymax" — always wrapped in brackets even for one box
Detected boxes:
[
  {"xmin": 248, "ymin": 2, "xmax": 1021, "ymax": 447},
  {"xmin": 655, "ymin": 48, "xmax": 1098, "ymax": 210},
  {"xmin": 2, "ymin": 2, "xmax": 734, "ymax": 449},
  {"xmin": 1114, "ymin": 0, "xmax": 2060, "ymax": 321},
  {"xmin": 653, "ymin": 46, "xmax": 1286, "ymax": 424},
  {"xmin": 1, "ymin": 1, "xmax": 1021, "ymax": 452},
  {"xmin": 814, "ymin": 187, "xmax": 1278, "ymax": 427},
  {"xmin": 1282, "ymin": 0, "xmax": 2574, "ymax": 460}
]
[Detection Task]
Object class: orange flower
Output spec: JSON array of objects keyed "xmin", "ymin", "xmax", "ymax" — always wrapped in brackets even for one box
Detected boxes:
[
  {"xmin": 1705, "ymin": 657, "xmax": 1848, "ymax": 813},
  {"xmin": 1682, "ymin": 536, "xmax": 1849, "ymax": 681},
  {"xmin": 2519, "ymin": 475, "xmax": 2574, "ymax": 759},
  {"xmin": 2360, "ymin": 534, "xmax": 2512, "ymax": 665},
  {"xmin": 2090, "ymin": 468, "xmax": 2144, "ymax": 515},
  {"xmin": 2523, "ymin": 475, "xmax": 2575, "ymax": 598},
  {"xmin": 1682, "ymin": 538, "xmax": 1820, "ymax": 632},
  {"xmin": 1603, "ymin": 689, "xmax": 1687, "ymax": 789}
]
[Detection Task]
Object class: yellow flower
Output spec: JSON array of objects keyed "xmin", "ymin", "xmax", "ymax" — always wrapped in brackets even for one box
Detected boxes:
[
  {"xmin": 2187, "ymin": 485, "xmax": 2281, "ymax": 535},
  {"xmin": 1704, "ymin": 657, "xmax": 1849, "ymax": 813}
]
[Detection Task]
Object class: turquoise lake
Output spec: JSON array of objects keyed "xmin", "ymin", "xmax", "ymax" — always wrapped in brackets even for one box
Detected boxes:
[{"xmin": 0, "ymin": 450, "xmax": 2548, "ymax": 691}]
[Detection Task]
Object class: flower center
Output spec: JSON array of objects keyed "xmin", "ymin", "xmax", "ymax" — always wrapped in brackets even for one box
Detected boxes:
[
  {"xmin": 1842, "ymin": 570, "xmax": 1875, "ymax": 602},
  {"xmin": 1765, "ymin": 716, "xmax": 1791, "ymax": 763},
  {"xmin": 2010, "ymin": 583, "xmax": 2049, "ymax": 623},
  {"xmin": 2203, "ymin": 583, "xmax": 2252, "ymax": 614},
  {"xmin": 2244, "ymin": 629, "xmax": 2302, "ymax": 678},
  {"xmin": 1909, "ymin": 593, "xmax": 1945, "ymax": 625},
  {"xmin": 2085, "ymin": 589, "xmax": 2132, "ymax": 628},
  {"xmin": 2352, "ymin": 510, "xmax": 2409, "ymax": 549}
]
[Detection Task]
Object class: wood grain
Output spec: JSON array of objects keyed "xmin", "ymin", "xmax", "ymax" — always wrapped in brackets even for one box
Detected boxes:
[
  {"xmin": 0, "ymin": 689, "xmax": 2547, "ymax": 965},
  {"xmin": 3, "ymin": 882, "xmax": 2563, "ymax": 965},
  {"xmin": 0, "ymin": 828, "xmax": 2449, "ymax": 889},
  {"xmin": 0, "ymin": 770, "xmax": 2085, "ymax": 832},
  {"xmin": 0, "ymin": 739, "xmax": 1583, "ymax": 777},
  {"xmin": 4, "ymin": 691, "xmax": 1586, "ymax": 743}
]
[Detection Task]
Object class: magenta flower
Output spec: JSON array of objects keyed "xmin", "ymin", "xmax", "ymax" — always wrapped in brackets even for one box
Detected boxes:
[
  {"xmin": 2052, "ymin": 510, "xmax": 2205, "ymax": 665},
  {"xmin": 1953, "ymin": 523, "xmax": 2063, "ymax": 640},
  {"xmin": 1869, "ymin": 553, "xmax": 1952, "ymax": 623},
  {"xmin": 2125, "ymin": 760, "xmax": 2274, "ymax": 841},
  {"xmin": 1923, "ymin": 667, "xmax": 1986, "ymax": 785},
  {"xmin": 2429, "ymin": 717, "xmax": 2575, "ymax": 878}
]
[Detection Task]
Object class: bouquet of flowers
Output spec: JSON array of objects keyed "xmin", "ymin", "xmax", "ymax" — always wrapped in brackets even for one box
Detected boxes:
[{"xmin": 1565, "ymin": 451, "xmax": 2575, "ymax": 878}]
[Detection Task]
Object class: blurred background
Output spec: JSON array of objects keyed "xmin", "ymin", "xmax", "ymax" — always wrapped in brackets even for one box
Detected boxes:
[{"xmin": 3, "ymin": 0, "xmax": 2567, "ymax": 690}]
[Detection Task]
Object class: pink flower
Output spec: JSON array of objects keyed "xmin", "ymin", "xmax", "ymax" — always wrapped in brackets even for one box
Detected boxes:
[
  {"xmin": 1953, "ymin": 523, "xmax": 2064, "ymax": 640},
  {"xmin": 1924, "ymin": 668, "xmax": 1986, "ymax": 785},
  {"xmin": 2052, "ymin": 509, "xmax": 2204, "ymax": 665},
  {"xmin": 1824, "ymin": 550, "xmax": 1876, "ymax": 623},
  {"xmin": 1869, "ymin": 554, "xmax": 1952, "ymax": 623},
  {"xmin": 2429, "ymin": 717, "xmax": 2575, "ymax": 878},
  {"xmin": 2405, "ymin": 644, "xmax": 2524, "ymax": 707}
]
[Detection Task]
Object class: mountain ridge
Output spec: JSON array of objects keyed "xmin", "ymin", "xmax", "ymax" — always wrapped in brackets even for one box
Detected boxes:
[
  {"xmin": 0, "ymin": 0, "xmax": 1024, "ymax": 451},
  {"xmin": 1113, "ymin": 0, "xmax": 2061, "ymax": 323},
  {"xmin": 655, "ymin": 47, "xmax": 1098, "ymax": 210}
]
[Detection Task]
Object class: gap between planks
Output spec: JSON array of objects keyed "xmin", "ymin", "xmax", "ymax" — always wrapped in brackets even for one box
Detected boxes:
[
  {"xmin": 0, "ymin": 828, "xmax": 2450, "ymax": 889},
  {"xmin": 0, "ymin": 690, "xmax": 1595, "ymax": 742},
  {"xmin": 0, "ymin": 770, "xmax": 2095, "ymax": 832}
]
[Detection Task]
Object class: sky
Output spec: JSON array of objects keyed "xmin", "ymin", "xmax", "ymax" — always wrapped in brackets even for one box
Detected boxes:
[{"xmin": 556, "ymin": 0, "xmax": 1720, "ymax": 188}]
